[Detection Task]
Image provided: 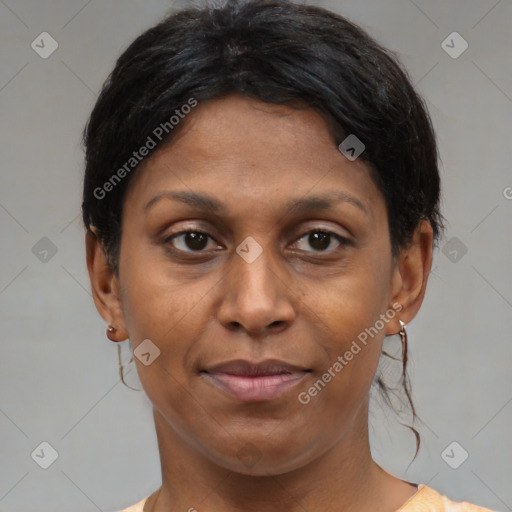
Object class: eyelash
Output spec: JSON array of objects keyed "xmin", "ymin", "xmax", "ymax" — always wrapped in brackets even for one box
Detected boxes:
[{"xmin": 163, "ymin": 228, "xmax": 351, "ymax": 255}]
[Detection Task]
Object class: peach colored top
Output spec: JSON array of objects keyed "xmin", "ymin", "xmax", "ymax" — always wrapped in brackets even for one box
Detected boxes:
[{"xmin": 117, "ymin": 484, "xmax": 497, "ymax": 512}]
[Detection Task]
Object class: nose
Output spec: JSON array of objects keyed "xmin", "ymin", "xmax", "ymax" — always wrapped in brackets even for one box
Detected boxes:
[{"xmin": 216, "ymin": 241, "xmax": 296, "ymax": 336}]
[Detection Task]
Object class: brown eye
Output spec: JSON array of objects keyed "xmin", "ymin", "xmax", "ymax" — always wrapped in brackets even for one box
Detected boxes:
[
  {"xmin": 292, "ymin": 230, "xmax": 349, "ymax": 253},
  {"xmin": 165, "ymin": 230, "xmax": 217, "ymax": 252}
]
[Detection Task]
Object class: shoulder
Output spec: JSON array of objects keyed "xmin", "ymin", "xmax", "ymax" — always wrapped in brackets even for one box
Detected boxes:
[
  {"xmin": 117, "ymin": 495, "xmax": 149, "ymax": 512},
  {"xmin": 115, "ymin": 486, "xmax": 498, "ymax": 512},
  {"xmin": 399, "ymin": 484, "xmax": 498, "ymax": 512}
]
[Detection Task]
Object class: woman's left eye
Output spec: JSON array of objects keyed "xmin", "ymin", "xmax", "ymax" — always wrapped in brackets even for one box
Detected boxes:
[
  {"xmin": 292, "ymin": 230, "xmax": 348, "ymax": 253},
  {"xmin": 164, "ymin": 229, "xmax": 348, "ymax": 254}
]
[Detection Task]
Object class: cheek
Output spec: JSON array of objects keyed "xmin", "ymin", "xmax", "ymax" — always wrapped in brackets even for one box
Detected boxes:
[
  {"xmin": 118, "ymin": 248, "xmax": 216, "ymax": 382},
  {"xmin": 118, "ymin": 241, "xmax": 200, "ymax": 340},
  {"xmin": 300, "ymin": 295, "xmax": 385, "ymax": 425},
  {"xmin": 310, "ymin": 260, "xmax": 390, "ymax": 340},
  {"xmin": 304, "ymin": 262, "xmax": 390, "ymax": 390}
]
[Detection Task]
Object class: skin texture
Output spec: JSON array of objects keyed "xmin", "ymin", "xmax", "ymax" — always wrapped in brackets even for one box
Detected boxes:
[{"xmin": 86, "ymin": 94, "xmax": 433, "ymax": 512}]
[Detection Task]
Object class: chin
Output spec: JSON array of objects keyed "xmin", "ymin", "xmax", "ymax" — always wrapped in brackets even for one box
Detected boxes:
[{"xmin": 204, "ymin": 435, "xmax": 315, "ymax": 477}]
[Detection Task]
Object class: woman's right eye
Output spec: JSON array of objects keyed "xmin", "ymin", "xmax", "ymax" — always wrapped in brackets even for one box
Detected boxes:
[{"xmin": 164, "ymin": 230, "xmax": 220, "ymax": 253}]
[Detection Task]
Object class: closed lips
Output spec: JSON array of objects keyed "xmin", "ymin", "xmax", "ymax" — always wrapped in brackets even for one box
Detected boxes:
[
  {"xmin": 201, "ymin": 359, "xmax": 311, "ymax": 402},
  {"xmin": 202, "ymin": 359, "xmax": 311, "ymax": 376}
]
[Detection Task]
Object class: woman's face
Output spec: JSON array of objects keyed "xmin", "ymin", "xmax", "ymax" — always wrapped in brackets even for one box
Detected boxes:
[{"xmin": 91, "ymin": 94, "xmax": 430, "ymax": 475}]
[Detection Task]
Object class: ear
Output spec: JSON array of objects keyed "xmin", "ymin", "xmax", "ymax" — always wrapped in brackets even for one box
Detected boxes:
[
  {"xmin": 85, "ymin": 227, "xmax": 128, "ymax": 341},
  {"xmin": 385, "ymin": 220, "xmax": 434, "ymax": 335}
]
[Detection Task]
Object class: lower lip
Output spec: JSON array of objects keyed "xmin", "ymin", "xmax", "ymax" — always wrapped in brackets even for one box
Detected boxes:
[{"xmin": 203, "ymin": 372, "xmax": 308, "ymax": 402}]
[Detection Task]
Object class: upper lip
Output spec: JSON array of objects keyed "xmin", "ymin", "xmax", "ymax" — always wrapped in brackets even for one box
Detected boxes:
[{"xmin": 203, "ymin": 359, "xmax": 310, "ymax": 377}]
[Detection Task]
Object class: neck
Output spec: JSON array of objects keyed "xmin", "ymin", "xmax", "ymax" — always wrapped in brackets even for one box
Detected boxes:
[{"xmin": 146, "ymin": 406, "xmax": 415, "ymax": 512}]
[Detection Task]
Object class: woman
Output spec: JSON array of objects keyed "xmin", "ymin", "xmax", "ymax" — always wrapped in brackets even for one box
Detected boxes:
[{"xmin": 82, "ymin": 1, "xmax": 496, "ymax": 511}]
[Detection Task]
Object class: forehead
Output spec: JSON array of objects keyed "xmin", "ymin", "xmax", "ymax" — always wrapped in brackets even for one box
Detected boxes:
[
  {"xmin": 124, "ymin": 94, "xmax": 384, "ymax": 221},
  {"xmin": 151, "ymin": 95, "xmax": 343, "ymax": 171}
]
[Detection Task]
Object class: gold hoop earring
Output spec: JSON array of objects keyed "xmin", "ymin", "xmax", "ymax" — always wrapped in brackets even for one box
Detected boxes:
[
  {"xmin": 117, "ymin": 344, "xmax": 141, "ymax": 391},
  {"xmin": 398, "ymin": 320, "xmax": 408, "ymax": 361},
  {"xmin": 106, "ymin": 324, "xmax": 122, "ymax": 343}
]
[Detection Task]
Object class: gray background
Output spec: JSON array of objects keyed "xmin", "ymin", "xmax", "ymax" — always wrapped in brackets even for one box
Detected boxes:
[{"xmin": 0, "ymin": 0, "xmax": 511, "ymax": 511}]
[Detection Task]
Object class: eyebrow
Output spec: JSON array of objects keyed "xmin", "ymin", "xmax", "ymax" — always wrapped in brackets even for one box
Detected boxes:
[{"xmin": 144, "ymin": 190, "xmax": 368, "ymax": 216}]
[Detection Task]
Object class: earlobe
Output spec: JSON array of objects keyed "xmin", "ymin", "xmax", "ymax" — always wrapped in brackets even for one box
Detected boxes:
[
  {"xmin": 385, "ymin": 220, "xmax": 434, "ymax": 334},
  {"xmin": 85, "ymin": 229, "xmax": 129, "ymax": 341}
]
